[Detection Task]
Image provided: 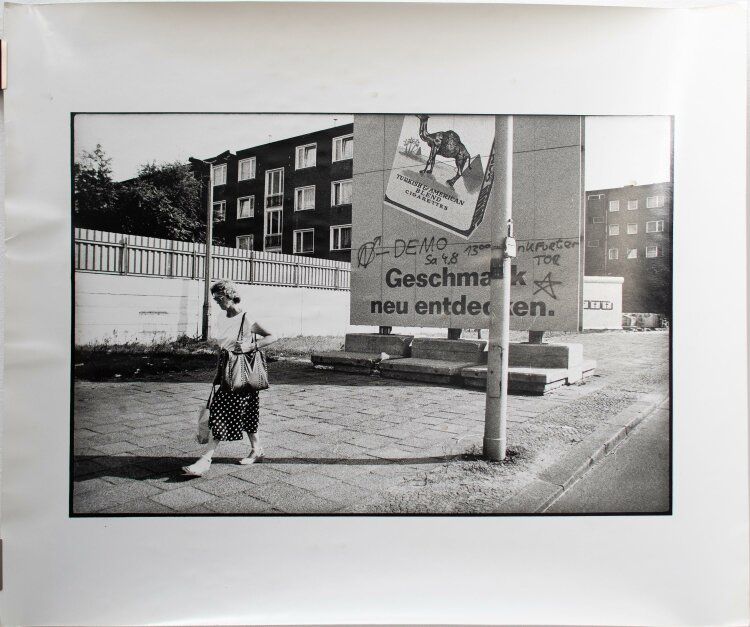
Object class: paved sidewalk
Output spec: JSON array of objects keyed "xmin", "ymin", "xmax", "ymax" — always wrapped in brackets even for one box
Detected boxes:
[{"xmin": 73, "ymin": 331, "xmax": 670, "ymax": 515}]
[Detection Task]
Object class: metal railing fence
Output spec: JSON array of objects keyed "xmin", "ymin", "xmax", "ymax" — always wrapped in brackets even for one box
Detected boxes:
[{"xmin": 74, "ymin": 228, "xmax": 351, "ymax": 290}]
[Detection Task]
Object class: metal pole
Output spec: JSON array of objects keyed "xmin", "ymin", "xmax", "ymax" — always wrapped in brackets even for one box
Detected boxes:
[
  {"xmin": 202, "ymin": 165, "xmax": 214, "ymax": 341},
  {"xmin": 484, "ymin": 115, "xmax": 514, "ymax": 461}
]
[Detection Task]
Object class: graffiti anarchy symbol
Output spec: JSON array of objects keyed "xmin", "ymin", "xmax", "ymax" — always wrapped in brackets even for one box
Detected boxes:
[{"xmin": 357, "ymin": 236, "xmax": 385, "ymax": 268}]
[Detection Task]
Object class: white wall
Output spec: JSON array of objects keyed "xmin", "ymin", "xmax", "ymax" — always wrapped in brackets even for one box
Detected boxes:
[
  {"xmin": 75, "ymin": 272, "xmax": 622, "ymax": 344},
  {"xmin": 75, "ymin": 273, "xmax": 351, "ymax": 345},
  {"xmin": 582, "ymin": 276, "xmax": 624, "ymax": 330}
]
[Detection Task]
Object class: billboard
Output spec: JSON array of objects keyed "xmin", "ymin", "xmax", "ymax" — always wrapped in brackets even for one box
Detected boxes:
[{"xmin": 351, "ymin": 115, "xmax": 584, "ymax": 331}]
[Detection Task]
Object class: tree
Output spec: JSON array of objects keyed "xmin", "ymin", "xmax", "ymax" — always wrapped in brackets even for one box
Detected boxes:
[
  {"xmin": 118, "ymin": 162, "xmax": 207, "ymax": 241},
  {"xmin": 73, "ymin": 145, "xmax": 210, "ymax": 241},
  {"xmin": 73, "ymin": 145, "xmax": 120, "ymax": 230}
]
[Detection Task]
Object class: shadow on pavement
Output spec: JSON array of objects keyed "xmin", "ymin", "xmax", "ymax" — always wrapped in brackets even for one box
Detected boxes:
[
  {"xmin": 73, "ymin": 453, "xmax": 462, "ymax": 484},
  {"xmin": 75, "ymin": 360, "xmax": 481, "ymax": 390}
]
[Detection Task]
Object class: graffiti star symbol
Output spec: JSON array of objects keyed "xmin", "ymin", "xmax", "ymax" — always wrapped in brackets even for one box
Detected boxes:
[{"xmin": 533, "ymin": 272, "xmax": 563, "ymax": 300}]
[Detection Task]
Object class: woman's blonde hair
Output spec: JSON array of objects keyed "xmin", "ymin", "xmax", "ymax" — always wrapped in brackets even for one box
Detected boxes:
[{"xmin": 211, "ymin": 279, "xmax": 241, "ymax": 303}]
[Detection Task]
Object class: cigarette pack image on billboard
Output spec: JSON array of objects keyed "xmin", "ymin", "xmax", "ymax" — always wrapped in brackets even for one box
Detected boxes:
[{"xmin": 384, "ymin": 115, "xmax": 495, "ymax": 238}]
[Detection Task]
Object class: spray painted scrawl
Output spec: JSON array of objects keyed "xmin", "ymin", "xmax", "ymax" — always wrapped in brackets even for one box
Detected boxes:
[{"xmin": 384, "ymin": 114, "xmax": 495, "ymax": 238}]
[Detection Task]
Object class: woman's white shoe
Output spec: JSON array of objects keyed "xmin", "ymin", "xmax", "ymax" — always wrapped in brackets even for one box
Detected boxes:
[
  {"xmin": 239, "ymin": 448, "xmax": 264, "ymax": 465},
  {"xmin": 182, "ymin": 456, "xmax": 212, "ymax": 476}
]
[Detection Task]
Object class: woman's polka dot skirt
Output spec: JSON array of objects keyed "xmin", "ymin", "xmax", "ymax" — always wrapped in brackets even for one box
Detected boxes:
[{"xmin": 209, "ymin": 388, "xmax": 260, "ymax": 441}]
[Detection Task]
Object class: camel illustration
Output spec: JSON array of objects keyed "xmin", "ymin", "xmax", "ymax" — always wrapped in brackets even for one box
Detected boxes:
[{"xmin": 415, "ymin": 114, "xmax": 472, "ymax": 188}]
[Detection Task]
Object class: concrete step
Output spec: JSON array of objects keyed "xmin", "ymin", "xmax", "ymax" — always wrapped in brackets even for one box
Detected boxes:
[
  {"xmin": 311, "ymin": 351, "xmax": 406, "ymax": 374},
  {"xmin": 462, "ymin": 359, "xmax": 597, "ymax": 395},
  {"xmin": 380, "ymin": 357, "xmax": 485, "ymax": 385},
  {"xmin": 344, "ymin": 333, "xmax": 413, "ymax": 355},
  {"xmin": 411, "ymin": 338, "xmax": 487, "ymax": 362},
  {"xmin": 311, "ymin": 333, "xmax": 414, "ymax": 374}
]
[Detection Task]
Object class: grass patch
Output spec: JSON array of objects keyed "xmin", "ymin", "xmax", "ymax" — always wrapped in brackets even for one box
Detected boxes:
[{"xmin": 74, "ymin": 334, "xmax": 345, "ymax": 381}]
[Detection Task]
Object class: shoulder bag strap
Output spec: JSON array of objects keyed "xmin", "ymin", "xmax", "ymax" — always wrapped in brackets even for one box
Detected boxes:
[{"xmin": 236, "ymin": 312, "xmax": 247, "ymax": 342}]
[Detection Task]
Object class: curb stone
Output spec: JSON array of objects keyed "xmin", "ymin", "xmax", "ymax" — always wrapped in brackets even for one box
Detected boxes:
[{"xmin": 497, "ymin": 392, "xmax": 668, "ymax": 514}]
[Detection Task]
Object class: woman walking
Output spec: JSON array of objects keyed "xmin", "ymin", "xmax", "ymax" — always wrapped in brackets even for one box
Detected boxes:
[{"xmin": 182, "ymin": 279, "xmax": 276, "ymax": 477}]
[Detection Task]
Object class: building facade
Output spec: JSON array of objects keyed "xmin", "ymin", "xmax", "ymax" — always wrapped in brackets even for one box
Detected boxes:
[
  {"xmin": 194, "ymin": 123, "xmax": 354, "ymax": 263},
  {"xmin": 585, "ymin": 182, "xmax": 672, "ymax": 315}
]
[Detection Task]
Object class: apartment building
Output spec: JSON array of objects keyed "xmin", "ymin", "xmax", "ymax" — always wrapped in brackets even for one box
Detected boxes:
[
  {"xmin": 585, "ymin": 182, "xmax": 672, "ymax": 315},
  {"xmin": 194, "ymin": 123, "xmax": 354, "ymax": 263}
]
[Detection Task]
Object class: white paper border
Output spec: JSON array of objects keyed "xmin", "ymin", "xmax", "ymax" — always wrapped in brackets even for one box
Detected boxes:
[{"xmin": 2, "ymin": 3, "xmax": 748, "ymax": 625}]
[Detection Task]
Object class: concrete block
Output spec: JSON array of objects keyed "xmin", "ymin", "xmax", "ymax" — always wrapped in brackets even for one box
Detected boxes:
[
  {"xmin": 462, "ymin": 365, "xmax": 570, "ymax": 395},
  {"xmin": 508, "ymin": 342, "xmax": 583, "ymax": 369},
  {"xmin": 381, "ymin": 357, "xmax": 483, "ymax": 385},
  {"xmin": 566, "ymin": 364, "xmax": 584, "ymax": 384},
  {"xmin": 311, "ymin": 330, "xmax": 414, "ymax": 374},
  {"xmin": 582, "ymin": 359, "xmax": 597, "ymax": 377},
  {"xmin": 311, "ymin": 351, "xmax": 380, "ymax": 368},
  {"xmin": 311, "ymin": 348, "xmax": 408, "ymax": 375},
  {"xmin": 461, "ymin": 349, "xmax": 595, "ymax": 392},
  {"xmin": 344, "ymin": 333, "xmax": 413, "ymax": 356},
  {"xmin": 411, "ymin": 338, "xmax": 487, "ymax": 362}
]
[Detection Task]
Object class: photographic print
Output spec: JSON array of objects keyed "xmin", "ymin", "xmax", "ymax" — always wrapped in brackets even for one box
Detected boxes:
[{"xmin": 71, "ymin": 113, "xmax": 672, "ymax": 516}]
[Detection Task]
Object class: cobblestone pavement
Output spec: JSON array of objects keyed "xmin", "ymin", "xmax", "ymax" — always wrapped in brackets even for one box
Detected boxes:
[{"xmin": 73, "ymin": 330, "xmax": 670, "ymax": 515}]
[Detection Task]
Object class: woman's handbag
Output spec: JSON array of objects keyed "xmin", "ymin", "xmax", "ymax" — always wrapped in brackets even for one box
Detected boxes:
[
  {"xmin": 196, "ymin": 386, "xmax": 215, "ymax": 444},
  {"xmin": 223, "ymin": 313, "xmax": 270, "ymax": 393},
  {"xmin": 245, "ymin": 344, "xmax": 269, "ymax": 391}
]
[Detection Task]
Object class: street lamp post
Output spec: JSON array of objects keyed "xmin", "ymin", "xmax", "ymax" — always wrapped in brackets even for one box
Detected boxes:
[
  {"xmin": 202, "ymin": 165, "xmax": 215, "ymax": 341},
  {"xmin": 484, "ymin": 115, "xmax": 515, "ymax": 462},
  {"xmin": 189, "ymin": 151, "xmax": 231, "ymax": 341}
]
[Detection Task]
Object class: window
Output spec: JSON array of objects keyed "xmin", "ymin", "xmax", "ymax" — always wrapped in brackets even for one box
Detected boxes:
[
  {"xmin": 608, "ymin": 248, "xmax": 619, "ymax": 260},
  {"xmin": 588, "ymin": 239, "xmax": 599, "ymax": 247},
  {"xmin": 295, "ymin": 144, "xmax": 317, "ymax": 169},
  {"xmin": 237, "ymin": 196, "xmax": 255, "ymax": 219},
  {"xmin": 627, "ymin": 223, "xmax": 638, "ymax": 234},
  {"xmin": 265, "ymin": 168, "xmax": 284, "ymax": 209},
  {"xmin": 333, "ymin": 134, "xmax": 354, "ymax": 161},
  {"xmin": 212, "ymin": 164, "xmax": 227, "ymax": 186},
  {"xmin": 608, "ymin": 224, "xmax": 620, "ymax": 236},
  {"xmin": 212, "ymin": 200, "xmax": 226, "ymax": 221},
  {"xmin": 587, "ymin": 193, "xmax": 604, "ymax": 200},
  {"xmin": 627, "ymin": 200, "xmax": 639, "ymax": 211},
  {"xmin": 295, "ymin": 186, "xmax": 316, "ymax": 211},
  {"xmin": 646, "ymin": 220, "xmax": 665, "ymax": 233},
  {"xmin": 238, "ymin": 157, "xmax": 256, "ymax": 181},
  {"xmin": 330, "ymin": 225, "xmax": 352, "ymax": 251},
  {"xmin": 627, "ymin": 248, "xmax": 638, "ymax": 259},
  {"xmin": 236, "ymin": 235, "xmax": 254, "ymax": 251},
  {"xmin": 264, "ymin": 208, "xmax": 282, "ymax": 251},
  {"xmin": 647, "ymin": 195, "xmax": 665, "ymax": 208},
  {"xmin": 608, "ymin": 200, "xmax": 620, "ymax": 212},
  {"xmin": 332, "ymin": 179, "xmax": 353, "ymax": 206},
  {"xmin": 646, "ymin": 246, "xmax": 659, "ymax": 258},
  {"xmin": 592, "ymin": 216, "xmax": 604, "ymax": 224},
  {"xmin": 293, "ymin": 229, "xmax": 314, "ymax": 254}
]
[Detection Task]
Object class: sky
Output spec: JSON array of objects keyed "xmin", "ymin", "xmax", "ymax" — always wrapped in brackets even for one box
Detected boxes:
[{"xmin": 74, "ymin": 114, "xmax": 671, "ymax": 190}]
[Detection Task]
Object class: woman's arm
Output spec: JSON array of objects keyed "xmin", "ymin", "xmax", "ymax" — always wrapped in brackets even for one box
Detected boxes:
[
  {"xmin": 236, "ymin": 321, "xmax": 276, "ymax": 351},
  {"xmin": 250, "ymin": 322, "xmax": 276, "ymax": 350}
]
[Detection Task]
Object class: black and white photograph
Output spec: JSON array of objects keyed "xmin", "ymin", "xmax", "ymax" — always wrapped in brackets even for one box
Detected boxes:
[
  {"xmin": 4, "ymin": 1, "xmax": 748, "ymax": 624},
  {"xmin": 72, "ymin": 112, "xmax": 673, "ymax": 516}
]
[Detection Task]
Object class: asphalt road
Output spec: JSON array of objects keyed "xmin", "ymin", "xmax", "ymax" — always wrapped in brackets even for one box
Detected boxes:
[{"xmin": 545, "ymin": 399, "xmax": 671, "ymax": 514}]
